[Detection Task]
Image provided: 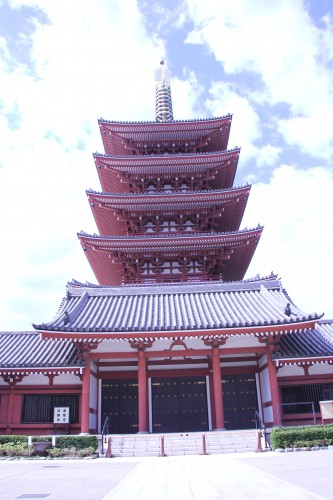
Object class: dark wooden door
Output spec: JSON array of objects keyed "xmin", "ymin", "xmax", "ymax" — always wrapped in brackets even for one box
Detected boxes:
[
  {"xmin": 102, "ymin": 379, "xmax": 138, "ymax": 434},
  {"xmin": 152, "ymin": 376, "xmax": 208, "ymax": 433},
  {"xmin": 222, "ymin": 374, "xmax": 258, "ymax": 430}
]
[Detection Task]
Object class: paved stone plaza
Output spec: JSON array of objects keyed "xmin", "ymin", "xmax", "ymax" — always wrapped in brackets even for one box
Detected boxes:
[{"xmin": 0, "ymin": 450, "xmax": 332, "ymax": 499}]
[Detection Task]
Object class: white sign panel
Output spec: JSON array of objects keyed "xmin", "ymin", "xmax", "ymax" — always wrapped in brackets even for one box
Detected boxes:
[
  {"xmin": 54, "ymin": 407, "xmax": 70, "ymax": 424},
  {"xmin": 319, "ymin": 401, "xmax": 333, "ymax": 421}
]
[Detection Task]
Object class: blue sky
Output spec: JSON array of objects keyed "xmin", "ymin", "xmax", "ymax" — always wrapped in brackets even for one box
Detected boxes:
[{"xmin": 0, "ymin": 0, "xmax": 333, "ymax": 330}]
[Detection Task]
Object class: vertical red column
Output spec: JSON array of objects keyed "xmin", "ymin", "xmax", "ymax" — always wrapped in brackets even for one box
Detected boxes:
[
  {"xmin": 212, "ymin": 347, "xmax": 225, "ymax": 430},
  {"xmin": 208, "ymin": 370, "xmax": 216, "ymax": 430},
  {"xmin": 267, "ymin": 348, "xmax": 280, "ymax": 425},
  {"xmin": 138, "ymin": 350, "xmax": 148, "ymax": 433},
  {"xmin": 80, "ymin": 354, "xmax": 91, "ymax": 434},
  {"xmin": 6, "ymin": 386, "xmax": 15, "ymax": 434}
]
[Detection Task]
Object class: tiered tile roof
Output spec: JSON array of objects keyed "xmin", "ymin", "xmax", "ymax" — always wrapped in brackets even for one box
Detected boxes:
[
  {"xmin": 78, "ymin": 226, "xmax": 263, "ymax": 285},
  {"xmin": 93, "ymin": 149, "xmax": 239, "ymax": 192},
  {"xmin": 87, "ymin": 186, "xmax": 250, "ymax": 236},
  {"xmin": 98, "ymin": 116, "xmax": 233, "ymax": 155},
  {"xmin": 0, "ymin": 331, "xmax": 83, "ymax": 370},
  {"xmin": 33, "ymin": 276, "xmax": 321, "ymax": 338},
  {"xmin": 275, "ymin": 325, "xmax": 333, "ymax": 359},
  {"xmin": 1, "ymin": 326, "xmax": 331, "ymax": 372}
]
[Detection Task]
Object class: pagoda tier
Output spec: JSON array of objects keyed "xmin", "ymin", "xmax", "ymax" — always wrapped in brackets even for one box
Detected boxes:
[
  {"xmin": 94, "ymin": 149, "xmax": 240, "ymax": 193},
  {"xmin": 99, "ymin": 116, "xmax": 232, "ymax": 156},
  {"xmin": 78, "ymin": 227, "xmax": 262, "ymax": 285},
  {"xmin": 87, "ymin": 186, "xmax": 250, "ymax": 236}
]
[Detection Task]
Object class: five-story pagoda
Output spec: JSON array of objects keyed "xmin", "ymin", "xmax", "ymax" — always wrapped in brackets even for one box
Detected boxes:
[
  {"xmin": 79, "ymin": 62, "xmax": 261, "ymax": 285},
  {"xmin": 33, "ymin": 62, "xmax": 321, "ymax": 435}
]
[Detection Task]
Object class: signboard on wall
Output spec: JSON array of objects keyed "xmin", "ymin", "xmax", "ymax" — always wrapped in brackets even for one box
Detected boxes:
[
  {"xmin": 54, "ymin": 407, "xmax": 70, "ymax": 424},
  {"xmin": 319, "ymin": 401, "xmax": 333, "ymax": 424}
]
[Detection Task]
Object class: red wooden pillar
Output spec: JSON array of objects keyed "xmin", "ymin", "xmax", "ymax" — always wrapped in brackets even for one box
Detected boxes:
[
  {"xmin": 4, "ymin": 376, "xmax": 23, "ymax": 434},
  {"xmin": 212, "ymin": 347, "xmax": 225, "ymax": 430},
  {"xmin": 6, "ymin": 386, "xmax": 15, "ymax": 434},
  {"xmin": 138, "ymin": 350, "xmax": 148, "ymax": 433},
  {"xmin": 208, "ymin": 370, "xmax": 216, "ymax": 429},
  {"xmin": 81, "ymin": 355, "xmax": 91, "ymax": 434},
  {"xmin": 267, "ymin": 348, "xmax": 280, "ymax": 425}
]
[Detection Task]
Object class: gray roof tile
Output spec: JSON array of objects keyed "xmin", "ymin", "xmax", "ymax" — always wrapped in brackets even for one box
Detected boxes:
[
  {"xmin": 0, "ymin": 331, "xmax": 83, "ymax": 369},
  {"xmin": 276, "ymin": 327, "xmax": 333, "ymax": 359},
  {"xmin": 33, "ymin": 277, "xmax": 321, "ymax": 334}
]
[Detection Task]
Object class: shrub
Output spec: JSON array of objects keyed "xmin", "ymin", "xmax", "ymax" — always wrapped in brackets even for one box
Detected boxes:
[
  {"xmin": 271, "ymin": 425, "xmax": 333, "ymax": 450},
  {"xmin": 2, "ymin": 443, "xmax": 33, "ymax": 457},
  {"xmin": 47, "ymin": 448, "xmax": 67, "ymax": 458},
  {"xmin": 3, "ymin": 443, "xmax": 19, "ymax": 457},
  {"xmin": 76, "ymin": 447, "xmax": 96, "ymax": 457},
  {"xmin": 31, "ymin": 436, "xmax": 52, "ymax": 443},
  {"xmin": 55, "ymin": 436, "xmax": 98, "ymax": 451},
  {"xmin": 12, "ymin": 445, "xmax": 32, "ymax": 457},
  {"xmin": 0, "ymin": 435, "xmax": 27, "ymax": 446}
]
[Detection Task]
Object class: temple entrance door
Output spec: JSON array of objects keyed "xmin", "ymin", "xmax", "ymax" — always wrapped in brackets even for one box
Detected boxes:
[
  {"xmin": 222, "ymin": 374, "xmax": 258, "ymax": 430},
  {"xmin": 102, "ymin": 379, "xmax": 138, "ymax": 434},
  {"xmin": 151, "ymin": 376, "xmax": 208, "ymax": 433}
]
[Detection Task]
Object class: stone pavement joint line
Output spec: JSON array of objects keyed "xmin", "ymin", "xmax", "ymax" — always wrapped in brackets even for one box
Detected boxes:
[{"xmin": 102, "ymin": 454, "xmax": 327, "ymax": 500}]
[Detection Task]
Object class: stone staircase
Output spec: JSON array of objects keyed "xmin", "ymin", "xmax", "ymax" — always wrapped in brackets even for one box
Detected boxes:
[{"xmin": 101, "ymin": 430, "xmax": 259, "ymax": 458}]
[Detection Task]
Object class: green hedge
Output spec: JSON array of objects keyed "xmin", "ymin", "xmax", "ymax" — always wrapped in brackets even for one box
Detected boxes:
[
  {"xmin": 0, "ymin": 435, "xmax": 98, "ymax": 451},
  {"xmin": 55, "ymin": 436, "xmax": 98, "ymax": 450},
  {"xmin": 271, "ymin": 425, "xmax": 333, "ymax": 449},
  {"xmin": 0, "ymin": 435, "xmax": 27, "ymax": 445}
]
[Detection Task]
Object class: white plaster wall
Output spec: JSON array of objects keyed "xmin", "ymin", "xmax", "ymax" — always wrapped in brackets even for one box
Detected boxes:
[
  {"xmin": 192, "ymin": 338, "xmax": 211, "ymax": 349},
  {"xmin": 91, "ymin": 361, "xmax": 98, "ymax": 375},
  {"xmin": 89, "ymin": 412, "xmax": 97, "ymax": 431},
  {"xmin": 255, "ymin": 373, "xmax": 263, "ymax": 419},
  {"xmin": 96, "ymin": 337, "xmax": 209, "ymax": 353},
  {"xmin": 17, "ymin": 374, "xmax": 48, "ymax": 385},
  {"xmin": 258, "ymin": 354, "xmax": 267, "ymax": 369},
  {"xmin": 263, "ymin": 405, "xmax": 273, "ymax": 424},
  {"xmin": 224, "ymin": 336, "xmax": 262, "ymax": 348},
  {"xmin": 148, "ymin": 378, "xmax": 153, "ymax": 433},
  {"xmin": 259, "ymin": 366, "xmax": 271, "ymax": 404},
  {"xmin": 277, "ymin": 365, "xmax": 304, "ymax": 377},
  {"xmin": 97, "ymin": 379, "xmax": 102, "ymax": 433},
  {"xmin": 95, "ymin": 335, "xmax": 264, "ymax": 353},
  {"xmin": 153, "ymin": 338, "xmax": 208, "ymax": 351},
  {"xmin": 147, "ymin": 363, "xmax": 208, "ymax": 371},
  {"xmin": 309, "ymin": 364, "xmax": 333, "ymax": 375},
  {"xmin": 97, "ymin": 341, "xmax": 130, "ymax": 353},
  {"xmin": 98, "ymin": 366, "xmax": 137, "ymax": 372},
  {"xmin": 89, "ymin": 365, "xmax": 98, "ymax": 432},
  {"xmin": 221, "ymin": 361, "xmax": 257, "ymax": 368},
  {"xmin": 53, "ymin": 373, "xmax": 81, "ymax": 385},
  {"xmin": 97, "ymin": 358, "xmax": 133, "ymax": 365}
]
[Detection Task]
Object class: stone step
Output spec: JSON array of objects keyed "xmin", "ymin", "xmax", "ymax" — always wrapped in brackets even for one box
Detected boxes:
[{"xmin": 101, "ymin": 430, "xmax": 259, "ymax": 457}]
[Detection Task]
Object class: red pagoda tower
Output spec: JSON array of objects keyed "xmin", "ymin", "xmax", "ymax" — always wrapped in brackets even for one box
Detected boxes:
[
  {"xmin": 79, "ymin": 61, "xmax": 262, "ymax": 286},
  {"xmin": 18, "ymin": 61, "xmax": 325, "ymax": 440}
]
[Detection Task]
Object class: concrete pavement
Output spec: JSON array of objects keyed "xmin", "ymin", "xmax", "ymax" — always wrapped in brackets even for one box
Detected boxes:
[{"xmin": 0, "ymin": 450, "xmax": 332, "ymax": 499}]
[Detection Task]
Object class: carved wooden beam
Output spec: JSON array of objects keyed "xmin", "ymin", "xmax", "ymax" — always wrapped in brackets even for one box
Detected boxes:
[
  {"xmin": 130, "ymin": 340, "xmax": 154, "ymax": 351},
  {"xmin": 203, "ymin": 337, "xmax": 227, "ymax": 348}
]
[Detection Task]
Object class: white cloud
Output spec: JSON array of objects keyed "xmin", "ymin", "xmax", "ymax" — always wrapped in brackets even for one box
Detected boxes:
[
  {"xmin": 184, "ymin": 0, "xmax": 333, "ymax": 160},
  {"xmin": 243, "ymin": 164, "xmax": 333, "ymax": 318},
  {"xmin": 205, "ymin": 81, "xmax": 283, "ymax": 174},
  {"xmin": 0, "ymin": 0, "xmax": 168, "ymax": 329},
  {"xmin": 256, "ymin": 144, "xmax": 282, "ymax": 168},
  {"xmin": 277, "ymin": 109, "xmax": 333, "ymax": 160},
  {"xmin": 1, "ymin": 0, "xmax": 333, "ymax": 333},
  {"xmin": 172, "ymin": 69, "xmax": 204, "ymax": 119}
]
